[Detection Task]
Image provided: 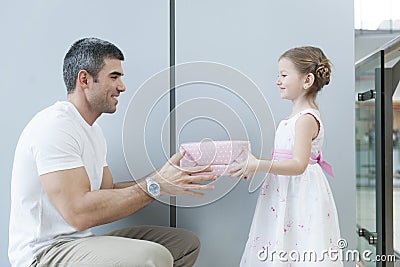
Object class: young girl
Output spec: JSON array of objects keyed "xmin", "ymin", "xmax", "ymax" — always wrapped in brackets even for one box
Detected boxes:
[{"xmin": 230, "ymin": 46, "xmax": 342, "ymax": 266}]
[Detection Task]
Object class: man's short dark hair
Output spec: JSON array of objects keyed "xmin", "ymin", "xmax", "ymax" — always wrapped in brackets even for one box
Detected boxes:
[{"xmin": 63, "ymin": 37, "xmax": 124, "ymax": 93}]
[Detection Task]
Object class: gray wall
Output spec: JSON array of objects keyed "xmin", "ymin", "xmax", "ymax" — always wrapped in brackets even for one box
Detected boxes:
[
  {"xmin": 174, "ymin": 1, "xmax": 355, "ymax": 266},
  {"xmin": 0, "ymin": 1, "xmax": 170, "ymax": 266},
  {"xmin": 355, "ymin": 31, "xmax": 400, "ymax": 61},
  {"xmin": 0, "ymin": 1, "xmax": 355, "ymax": 267}
]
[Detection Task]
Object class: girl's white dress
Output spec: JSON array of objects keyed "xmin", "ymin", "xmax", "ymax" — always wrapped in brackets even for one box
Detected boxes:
[{"xmin": 240, "ymin": 109, "xmax": 342, "ymax": 266}]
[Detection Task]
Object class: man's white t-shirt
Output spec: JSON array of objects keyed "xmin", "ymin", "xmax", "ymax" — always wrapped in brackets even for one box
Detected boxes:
[{"xmin": 9, "ymin": 101, "xmax": 107, "ymax": 267}]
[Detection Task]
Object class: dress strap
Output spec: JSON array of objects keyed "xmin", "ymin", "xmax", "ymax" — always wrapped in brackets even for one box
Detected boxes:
[
  {"xmin": 297, "ymin": 108, "xmax": 321, "ymax": 119},
  {"xmin": 272, "ymin": 149, "xmax": 334, "ymax": 177},
  {"xmin": 296, "ymin": 109, "xmax": 322, "ymax": 141}
]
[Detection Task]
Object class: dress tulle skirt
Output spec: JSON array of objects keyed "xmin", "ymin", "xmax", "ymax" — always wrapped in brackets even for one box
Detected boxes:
[{"xmin": 240, "ymin": 168, "xmax": 343, "ymax": 267}]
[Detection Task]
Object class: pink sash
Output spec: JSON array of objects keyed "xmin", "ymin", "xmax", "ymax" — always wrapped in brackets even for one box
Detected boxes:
[{"xmin": 272, "ymin": 149, "xmax": 334, "ymax": 177}]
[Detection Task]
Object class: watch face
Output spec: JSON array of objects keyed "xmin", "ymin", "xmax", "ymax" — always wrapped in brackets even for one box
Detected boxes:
[{"xmin": 149, "ymin": 183, "xmax": 160, "ymax": 195}]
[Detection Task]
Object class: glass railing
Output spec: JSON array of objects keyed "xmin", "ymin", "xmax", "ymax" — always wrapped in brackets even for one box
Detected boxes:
[{"xmin": 355, "ymin": 34, "xmax": 400, "ymax": 266}]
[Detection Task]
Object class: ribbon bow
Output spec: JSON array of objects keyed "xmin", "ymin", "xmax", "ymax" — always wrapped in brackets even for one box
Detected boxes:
[{"xmin": 309, "ymin": 152, "xmax": 334, "ymax": 177}]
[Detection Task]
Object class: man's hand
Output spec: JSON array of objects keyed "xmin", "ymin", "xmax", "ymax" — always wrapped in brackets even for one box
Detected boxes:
[{"xmin": 153, "ymin": 150, "xmax": 217, "ymax": 197}]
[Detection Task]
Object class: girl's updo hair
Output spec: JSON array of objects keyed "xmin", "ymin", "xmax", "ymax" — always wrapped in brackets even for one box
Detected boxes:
[{"xmin": 280, "ymin": 46, "xmax": 332, "ymax": 98}]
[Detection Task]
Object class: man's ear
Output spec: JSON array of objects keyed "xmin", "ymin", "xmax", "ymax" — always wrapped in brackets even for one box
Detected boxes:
[
  {"xmin": 303, "ymin": 73, "xmax": 315, "ymax": 90},
  {"xmin": 77, "ymin": 70, "xmax": 90, "ymax": 88}
]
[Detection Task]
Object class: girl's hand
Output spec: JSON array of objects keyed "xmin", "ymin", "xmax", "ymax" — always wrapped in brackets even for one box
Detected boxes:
[{"xmin": 228, "ymin": 150, "xmax": 260, "ymax": 179}]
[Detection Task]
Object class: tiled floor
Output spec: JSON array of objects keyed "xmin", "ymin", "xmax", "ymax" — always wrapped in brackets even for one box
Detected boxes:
[{"xmin": 356, "ymin": 186, "xmax": 400, "ymax": 266}]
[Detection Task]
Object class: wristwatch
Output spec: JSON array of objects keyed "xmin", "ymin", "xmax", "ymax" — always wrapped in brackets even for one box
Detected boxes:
[{"xmin": 146, "ymin": 177, "xmax": 160, "ymax": 197}]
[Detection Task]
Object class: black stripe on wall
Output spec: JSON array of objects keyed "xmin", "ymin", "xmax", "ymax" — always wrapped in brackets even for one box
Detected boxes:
[{"xmin": 169, "ymin": 0, "xmax": 177, "ymax": 228}]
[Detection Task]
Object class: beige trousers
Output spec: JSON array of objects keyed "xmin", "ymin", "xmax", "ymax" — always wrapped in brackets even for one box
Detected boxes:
[{"xmin": 31, "ymin": 226, "xmax": 200, "ymax": 267}]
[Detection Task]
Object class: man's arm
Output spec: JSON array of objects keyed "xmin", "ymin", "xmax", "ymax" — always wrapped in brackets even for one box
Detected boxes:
[
  {"xmin": 41, "ymin": 151, "xmax": 216, "ymax": 232},
  {"xmin": 100, "ymin": 166, "xmax": 143, "ymax": 189},
  {"xmin": 40, "ymin": 167, "xmax": 153, "ymax": 232},
  {"xmin": 102, "ymin": 167, "xmax": 159, "ymax": 190}
]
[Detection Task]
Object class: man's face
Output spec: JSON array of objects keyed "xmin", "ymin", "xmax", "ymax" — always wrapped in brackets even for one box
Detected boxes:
[{"xmin": 86, "ymin": 58, "xmax": 125, "ymax": 114}]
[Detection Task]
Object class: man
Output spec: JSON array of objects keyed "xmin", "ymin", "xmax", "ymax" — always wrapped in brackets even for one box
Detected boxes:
[{"xmin": 9, "ymin": 37, "xmax": 216, "ymax": 267}]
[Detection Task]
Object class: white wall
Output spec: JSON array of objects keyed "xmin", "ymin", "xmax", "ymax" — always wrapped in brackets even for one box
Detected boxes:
[{"xmin": 0, "ymin": 1, "xmax": 355, "ymax": 267}]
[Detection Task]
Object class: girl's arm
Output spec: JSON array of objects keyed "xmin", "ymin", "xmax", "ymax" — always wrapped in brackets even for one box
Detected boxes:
[{"xmin": 230, "ymin": 114, "xmax": 319, "ymax": 178}]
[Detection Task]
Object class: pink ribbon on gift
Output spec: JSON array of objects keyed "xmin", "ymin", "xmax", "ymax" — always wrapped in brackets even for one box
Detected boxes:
[{"xmin": 272, "ymin": 149, "xmax": 334, "ymax": 177}]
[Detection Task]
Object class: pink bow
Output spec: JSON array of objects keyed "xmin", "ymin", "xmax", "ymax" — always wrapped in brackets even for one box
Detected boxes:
[
  {"xmin": 309, "ymin": 153, "xmax": 334, "ymax": 177},
  {"xmin": 272, "ymin": 149, "xmax": 334, "ymax": 177}
]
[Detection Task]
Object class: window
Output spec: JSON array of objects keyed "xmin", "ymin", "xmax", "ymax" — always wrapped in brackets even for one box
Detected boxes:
[{"xmin": 355, "ymin": 0, "xmax": 400, "ymax": 30}]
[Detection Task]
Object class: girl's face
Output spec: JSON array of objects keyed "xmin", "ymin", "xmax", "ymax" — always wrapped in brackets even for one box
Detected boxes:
[{"xmin": 276, "ymin": 58, "xmax": 306, "ymax": 101}]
